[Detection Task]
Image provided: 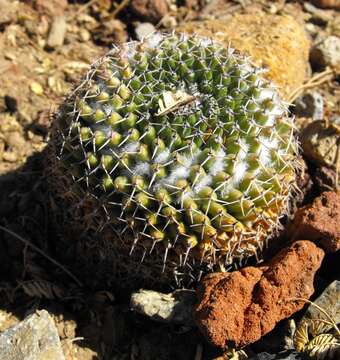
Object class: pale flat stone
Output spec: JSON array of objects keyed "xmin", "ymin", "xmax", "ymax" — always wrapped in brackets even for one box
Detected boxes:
[
  {"xmin": 0, "ymin": 310, "xmax": 65, "ymax": 360},
  {"xmin": 131, "ymin": 289, "xmax": 196, "ymax": 324},
  {"xmin": 299, "ymin": 280, "xmax": 340, "ymax": 336}
]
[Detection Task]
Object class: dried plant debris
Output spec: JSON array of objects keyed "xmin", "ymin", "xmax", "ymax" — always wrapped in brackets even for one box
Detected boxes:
[{"xmin": 294, "ymin": 299, "xmax": 340, "ymax": 359}]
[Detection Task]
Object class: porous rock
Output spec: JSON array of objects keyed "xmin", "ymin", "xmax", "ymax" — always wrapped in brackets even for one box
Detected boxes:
[
  {"xmin": 299, "ymin": 280, "xmax": 340, "ymax": 336},
  {"xmin": 177, "ymin": 12, "xmax": 310, "ymax": 100},
  {"xmin": 291, "ymin": 191, "xmax": 340, "ymax": 253},
  {"xmin": 194, "ymin": 241, "xmax": 324, "ymax": 348},
  {"xmin": 0, "ymin": 310, "xmax": 65, "ymax": 360},
  {"xmin": 131, "ymin": 289, "xmax": 196, "ymax": 324}
]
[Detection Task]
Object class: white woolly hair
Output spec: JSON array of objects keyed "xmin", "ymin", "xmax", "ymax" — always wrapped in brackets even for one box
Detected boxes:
[
  {"xmin": 133, "ymin": 162, "xmax": 151, "ymax": 176},
  {"xmin": 193, "ymin": 175, "xmax": 212, "ymax": 194},
  {"xmin": 258, "ymin": 136, "xmax": 278, "ymax": 166},
  {"xmin": 209, "ymin": 148, "xmax": 226, "ymax": 176},
  {"xmin": 145, "ymin": 32, "xmax": 164, "ymax": 49},
  {"xmin": 121, "ymin": 141, "xmax": 139, "ymax": 153},
  {"xmin": 164, "ymin": 165, "xmax": 190, "ymax": 185},
  {"xmin": 154, "ymin": 149, "xmax": 171, "ymax": 164},
  {"xmin": 232, "ymin": 161, "xmax": 248, "ymax": 185}
]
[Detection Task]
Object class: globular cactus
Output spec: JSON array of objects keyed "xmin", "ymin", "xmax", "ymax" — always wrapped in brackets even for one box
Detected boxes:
[{"xmin": 51, "ymin": 32, "xmax": 298, "ymax": 287}]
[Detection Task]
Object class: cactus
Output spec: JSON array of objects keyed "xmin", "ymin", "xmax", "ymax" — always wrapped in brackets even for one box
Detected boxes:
[{"xmin": 51, "ymin": 32, "xmax": 298, "ymax": 287}]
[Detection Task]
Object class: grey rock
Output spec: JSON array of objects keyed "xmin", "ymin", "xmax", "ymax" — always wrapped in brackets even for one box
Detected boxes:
[
  {"xmin": 130, "ymin": 289, "xmax": 196, "ymax": 324},
  {"xmin": 299, "ymin": 280, "xmax": 340, "ymax": 336},
  {"xmin": 294, "ymin": 91, "xmax": 324, "ymax": 120},
  {"xmin": 47, "ymin": 16, "xmax": 67, "ymax": 48},
  {"xmin": 310, "ymin": 35, "xmax": 340, "ymax": 68},
  {"xmin": 0, "ymin": 309, "xmax": 65, "ymax": 360},
  {"xmin": 253, "ymin": 319, "xmax": 296, "ymax": 354},
  {"xmin": 300, "ymin": 120, "xmax": 338, "ymax": 169},
  {"xmin": 249, "ymin": 350, "xmax": 309, "ymax": 360},
  {"xmin": 135, "ymin": 22, "xmax": 156, "ymax": 41}
]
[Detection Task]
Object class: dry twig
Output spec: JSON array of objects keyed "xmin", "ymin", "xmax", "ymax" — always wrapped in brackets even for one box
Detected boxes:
[
  {"xmin": 288, "ymin": 68, "xmax": 334, "ymax": 103},
  {"xmin": 0, "ymin": 225, "xmax": 83, "ymax": 287},
  {"xmin": 112, "ymin": 0, "xmax": 130, "ymax": 17}
]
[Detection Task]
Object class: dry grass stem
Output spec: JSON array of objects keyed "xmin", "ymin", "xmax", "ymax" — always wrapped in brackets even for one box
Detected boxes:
[{"xmin": 0, "ymin": 225, "xmax": 83, "ymax": 287}]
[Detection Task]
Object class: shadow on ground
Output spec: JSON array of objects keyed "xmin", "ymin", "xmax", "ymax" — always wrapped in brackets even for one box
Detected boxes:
[{"xmin": 0, "ymin": 150, "xmax": 221, "ymax": 359}]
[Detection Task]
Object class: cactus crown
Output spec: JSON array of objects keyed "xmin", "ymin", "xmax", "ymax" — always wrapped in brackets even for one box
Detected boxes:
[{"xmin": 54, "ymin": 32, "xmax": 297, "ymax": 285}]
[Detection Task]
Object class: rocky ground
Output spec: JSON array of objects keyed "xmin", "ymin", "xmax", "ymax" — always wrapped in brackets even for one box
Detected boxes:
[{"xmin": 0, "ymin": 0, "xmax": 339, "ymax": 359}]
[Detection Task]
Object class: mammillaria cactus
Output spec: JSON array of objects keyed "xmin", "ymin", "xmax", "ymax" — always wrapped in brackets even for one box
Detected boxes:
[{"xmin": 50, "ymin": 32, "xmax": 298, "ymax": 287}]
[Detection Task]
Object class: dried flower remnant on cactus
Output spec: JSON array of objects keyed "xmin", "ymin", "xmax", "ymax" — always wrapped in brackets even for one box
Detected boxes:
[{"xmin": 51, "ymin": 32, "xmax": 298, "ymax": 285}]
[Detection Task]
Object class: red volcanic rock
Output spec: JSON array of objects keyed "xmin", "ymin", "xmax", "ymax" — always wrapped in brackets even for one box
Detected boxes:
[
  {"xmin": 194, "ymin": 241, "xmax": 324, "ymax": 349},
  {"xmin": 291, "ymin": 191, "xmax": 340, "ymax": 253}
]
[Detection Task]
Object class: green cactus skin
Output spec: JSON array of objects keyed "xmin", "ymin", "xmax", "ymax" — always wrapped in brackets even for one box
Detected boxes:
[{"xmin": 51, "ymin": 32, "xmax": 298, "ymax": 287}]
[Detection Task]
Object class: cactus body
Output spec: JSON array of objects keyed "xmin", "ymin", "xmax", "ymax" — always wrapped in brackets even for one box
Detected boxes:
[{"xmin": 51, "ymin": 33, "xmax": 298, "ymax": 287}]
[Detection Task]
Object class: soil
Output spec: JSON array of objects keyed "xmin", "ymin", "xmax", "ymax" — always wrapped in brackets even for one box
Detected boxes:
[{"xmin": 0, "ymin": 1, "xmax": 339, "ymax": 359}]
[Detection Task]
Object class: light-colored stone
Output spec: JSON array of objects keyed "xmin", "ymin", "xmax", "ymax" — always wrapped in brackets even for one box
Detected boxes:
[
  {"xmin": 0, "ymin": 310, "xmax": 65, "ymax": 360},
  {"xmin": 131, "ymin": 289, "xmax": 196, "ymax": 324},
  {"xmin": 177, "ymin": 12, "xmax": 310, "ymax": 100},
  {"xmin": 301, "ymin": 121, "xmax": 339, "ymax": 171},
  {"xmin": 299, "ymin": 280, "xmax": 340, "ymax": 336},
  {"xmin": 310, "ymin": 36, "xmax": 340, "ymax": 69},
  {"xmin": 47, "ymin": 16, "xmax": 67, "ymax": 48},
  {"xmin": 294, "ymin": 91, "xmax": 324, "ymax": 120}
]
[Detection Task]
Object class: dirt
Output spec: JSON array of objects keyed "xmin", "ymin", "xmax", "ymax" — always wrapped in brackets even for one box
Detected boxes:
[{"xmin": 0, "ymin": 1, "xmax": 339, "ymax": 359}]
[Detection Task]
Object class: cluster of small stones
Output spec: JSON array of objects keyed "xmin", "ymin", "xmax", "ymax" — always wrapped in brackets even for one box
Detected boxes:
[{"xmin": 54, "ymin": 33, "xmax": 297, "ymax": 279}]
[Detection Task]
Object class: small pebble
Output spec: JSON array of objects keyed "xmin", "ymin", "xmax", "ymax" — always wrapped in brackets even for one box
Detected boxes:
[
  {"xmin": 47, "ymin": 16, "xmax": 67, "ymax": 48},
  {"xmin": 3, "ymin": 152, "xmax": 18, "ymax": 163},
  {"xmin": 310, "ymin": 35, "xmax": 340, "ymax": 68},
  {"xmin": 6, "ymin": 131, "xmax": 26, "ymax": 150},
  {"xmin": 294, "ymin": 91, "xmax": 324, "ymax": 120},
  {"xmin": 30, "ymin": 82, "xmax": 44, "ymax": 96},
  {"xmin": 131, "ymin": 289, "xmax": 196, "ymax": 325},
  {"xmin": 79, "ymin": 28, "xmax": 91, "ymax": 42}
]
